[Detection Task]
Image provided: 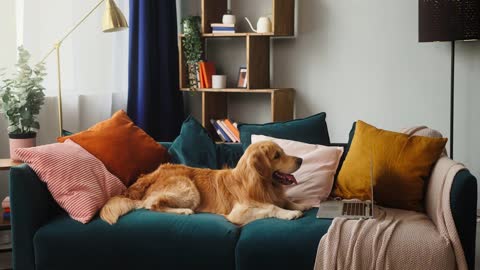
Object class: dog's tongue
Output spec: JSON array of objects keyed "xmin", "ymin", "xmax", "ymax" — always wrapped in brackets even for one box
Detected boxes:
[{"xmin": 273, "ymin": 171, "xmax": 298, "ymax": 185}]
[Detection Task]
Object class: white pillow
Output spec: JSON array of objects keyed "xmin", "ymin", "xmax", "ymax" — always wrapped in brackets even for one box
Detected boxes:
[{"xmin": 251, "ymin": 134, "xmax": 344, "ymax": 207}]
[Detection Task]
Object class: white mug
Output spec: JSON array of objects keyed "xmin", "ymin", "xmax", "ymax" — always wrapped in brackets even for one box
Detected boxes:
[{"xmin": 212, "ymin": 75, "xmax": 227, "ymax": 89}]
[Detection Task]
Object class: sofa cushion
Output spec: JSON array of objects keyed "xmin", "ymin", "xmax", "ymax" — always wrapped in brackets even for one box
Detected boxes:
[
  {"xmin": 235, "ymin": 208, "xmax": 331, "ymax": 270},
  {"xmin": 216, "ymin": 143, "xmax": 244, "ymax": 168},
  {"xmin": 58, "ymin": 110, "xmax": 170, "ymax": 186},
  {"xmin": 15, "ymin": 140, "xmax": 125, "ymax": 224},
  {"xmin": 169, "ymin": 116, "xmax": 218, "ymax": 169},
  {"xmin": 33, "ymin": 210, "xmax": 240, "ymax": 270},
  {"xmin": 252, "ymin": 134, "xmax": 344, "ymax": 207},
  {"xmin": 334, "ymin": 120, "xmax": 447, "ymax": 212},
  {"xmin": 238, "ymin": 112, "xmax": 330, "ymax": 150}
]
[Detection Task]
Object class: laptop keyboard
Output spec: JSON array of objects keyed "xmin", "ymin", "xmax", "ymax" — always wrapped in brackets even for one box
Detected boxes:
[{"xmin": 343, "ymin": 202, "xmax": 366, "ymax": 216}]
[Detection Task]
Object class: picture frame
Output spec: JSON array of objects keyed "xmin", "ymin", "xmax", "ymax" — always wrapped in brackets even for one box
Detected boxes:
[{"xmin": 236, "ymin": 67, "xmax": 248, "ymax": 88}]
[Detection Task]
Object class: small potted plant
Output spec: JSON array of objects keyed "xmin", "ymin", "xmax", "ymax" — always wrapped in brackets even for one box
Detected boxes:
[
  {"xmin": 0, "ymin": 46, "xmax": 46, "ymax": 160},
  {"xmin": 181, "ymin": 16, "xmax": 203, "ymax": 91}
]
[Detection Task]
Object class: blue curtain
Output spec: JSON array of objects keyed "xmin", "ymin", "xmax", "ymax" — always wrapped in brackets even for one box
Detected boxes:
[{"xmin": 128, "ymin": 0, "xmax": 184, "ymax": 141}]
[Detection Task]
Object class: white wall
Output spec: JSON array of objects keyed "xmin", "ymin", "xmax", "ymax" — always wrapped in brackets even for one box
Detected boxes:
[
  {"xmin": 0, "ymin": 0, "xmax": 18, "ymax": 202},
  {"xmin": 180, "ymin": 0, "xmax": 480, "ymax": 203},
  {"xmin": 0, "ymin": 0, "xmax": 129, "ymax": 200},
  {"xmin": 20, "ymin": 0, "xmax": 129, "ymax": 141}
]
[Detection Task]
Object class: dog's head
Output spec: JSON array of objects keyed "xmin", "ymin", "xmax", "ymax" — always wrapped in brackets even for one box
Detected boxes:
[{"xmin": 239, "ymin": 141, "xmax": 302, "ymax": 185}]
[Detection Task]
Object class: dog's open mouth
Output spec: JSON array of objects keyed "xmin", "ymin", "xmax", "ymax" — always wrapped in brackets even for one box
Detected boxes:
[{"xmin": 272, "ymin": 171, "xmax": 297, "ymax": 185}]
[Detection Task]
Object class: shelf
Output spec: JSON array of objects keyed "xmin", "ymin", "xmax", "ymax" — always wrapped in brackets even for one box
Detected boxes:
[
  {"xmin": 191, "ymin": 89, "xmax": 294, "ymax": 141},
  {"xmin": 180, "ymin": 88, "xmax": 293, "ymax": 93},
  {"xmin": 200, "ymin": 0, "xmax": 294, "ymax": 36},
  {"xmin": 179, "ymin": 32, "xmax": 275, "ymax": 38},
  {"xmin": 179, "ymin": 35, "xmax": 270, "ymax": 89}
]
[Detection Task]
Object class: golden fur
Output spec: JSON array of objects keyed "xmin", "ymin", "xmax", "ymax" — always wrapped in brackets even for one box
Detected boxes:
[{"xmin": 100, "ymin": 141, "xmax": 311, "ymax": 225}]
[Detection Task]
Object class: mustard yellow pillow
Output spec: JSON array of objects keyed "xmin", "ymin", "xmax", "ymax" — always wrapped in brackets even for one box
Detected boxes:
[{"xmin": 334, "ymin": 120, "xmax": 447, "ymax": 212}]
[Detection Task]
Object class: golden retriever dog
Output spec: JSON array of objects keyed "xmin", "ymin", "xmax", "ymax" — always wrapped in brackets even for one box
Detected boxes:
[{"xmin": 100, "ymin": 141, "xmax": 310, "ymax": 225}]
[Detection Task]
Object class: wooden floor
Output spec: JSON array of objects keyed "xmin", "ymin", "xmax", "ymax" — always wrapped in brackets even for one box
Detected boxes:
[
  {"xmin": 0, "ymin": 252, "xmax": 11, "ymax": 270},
  {"xmin": 0, "ymin": 229, "xmax": 11, "ymax": 270}
]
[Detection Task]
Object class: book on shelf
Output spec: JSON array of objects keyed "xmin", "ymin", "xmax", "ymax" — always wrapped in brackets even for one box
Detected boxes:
[
  {"xmin": 212, "ymin": 27, "xmax": 235, "ymax": 31},
  {"xmin": 210, "ymin": 119, "xmax": 230, "ymax": 142},
  {"xmin": 217, "ymin": 120, "xmax": 238, "ymax": 142},
  {"xmin": 212, "ymin": 30, "xmax": 236, "ymax": 34},
  {"xmin": 209, "ymin": 118, "xmax": 241, "ymax": 143},
  {"xmin": 211, "ymin": 23, "xmax": 236, "ymax": 34},
  {"xmin": 198, "ymin": 61, "xmax": 206, "ymax": 88},
  {"xmin": 211, "ymin": 23, "xmax": 235, "ymax": 27},
  {"xmin": 223, "ymin": 119, "xmax": 240, "ymax": 140},
  {"xmin": 198, "ymin": 61, "xmax": 216, "ymax": 88}
]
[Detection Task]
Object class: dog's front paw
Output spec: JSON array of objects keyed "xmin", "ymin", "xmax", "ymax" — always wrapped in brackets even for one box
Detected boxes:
[
  {"xmin": 278, "ymin": 210, "xmax": 303, "ymax": 220},
  {"xmin": 296, "ymin": 203, "xmax": 313, "ymax": 211},
  {"xmin": 173, "ymin": 208, "xmax": 194, "ymax": 215}
]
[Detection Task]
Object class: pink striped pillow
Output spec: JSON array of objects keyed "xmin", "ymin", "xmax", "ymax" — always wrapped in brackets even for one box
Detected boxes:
[{"xmin": 15, "ymin": 139, "xmax": 126, "ymax": 223}]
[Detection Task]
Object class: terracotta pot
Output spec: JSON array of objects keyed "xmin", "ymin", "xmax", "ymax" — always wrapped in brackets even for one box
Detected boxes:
[{"xmin": 9, "ymin": 133, "xmax": 36, "ymax": 161}]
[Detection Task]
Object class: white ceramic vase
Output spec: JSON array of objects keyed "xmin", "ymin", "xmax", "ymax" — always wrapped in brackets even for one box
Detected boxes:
[{"xmin": 222, "ymin": 14, "xmax": 236, "ymax": 25}]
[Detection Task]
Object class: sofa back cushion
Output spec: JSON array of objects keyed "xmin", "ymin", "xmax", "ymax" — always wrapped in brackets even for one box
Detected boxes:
[
  {"xmin": 15, "ymin": 139, "xmax": 126, "ymax": 223},
  {"xmin": 169, "ymin": 116, "xmax": 218, "ymax": 169},
  {"xmin": 238, "ymin": 113, "xmax": 330, "ymax": 150}
]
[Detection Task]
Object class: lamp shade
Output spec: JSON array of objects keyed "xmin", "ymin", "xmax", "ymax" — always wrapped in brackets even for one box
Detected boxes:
[
  {"xmin": 419, "ymin": 0, "xmax": 480, "ymax": 42},
  {"xmin": 102, "ymin": 0, "xmax": 128, "ymax": 33}
]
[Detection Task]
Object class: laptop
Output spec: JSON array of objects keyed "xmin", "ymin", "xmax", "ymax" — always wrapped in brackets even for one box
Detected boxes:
[{"xmin": 316, "ymin": 158, "xmax": 375, "ymax": 219}]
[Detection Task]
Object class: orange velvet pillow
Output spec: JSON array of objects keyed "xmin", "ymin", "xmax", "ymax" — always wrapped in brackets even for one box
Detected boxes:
[{"xmin": 58, "ymin": 110, "xmax": 170, "ymax": 186}]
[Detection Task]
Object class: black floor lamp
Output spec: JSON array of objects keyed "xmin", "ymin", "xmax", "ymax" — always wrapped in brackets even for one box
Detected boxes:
[{"xmin": 419, "ymin": 0, "xmax": 480, "ymax": 159}]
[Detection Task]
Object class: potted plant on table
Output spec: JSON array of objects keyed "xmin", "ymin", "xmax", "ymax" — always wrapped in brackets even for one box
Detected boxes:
[
  {"xmin": 0, "ymin": 46, "xmax": 46, "ymax": 161},
  {"xmin": 181, "ymin": 16, "xmax": 203, "ymax": 91}
]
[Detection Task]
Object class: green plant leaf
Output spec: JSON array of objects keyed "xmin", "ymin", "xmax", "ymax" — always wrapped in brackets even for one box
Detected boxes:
[{"xmin": 0, "ymin": 46, "xmax": 45, "ymax": 134}]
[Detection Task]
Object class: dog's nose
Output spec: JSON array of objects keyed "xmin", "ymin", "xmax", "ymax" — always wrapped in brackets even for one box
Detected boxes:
[{"xmin": 296, "ymin": 158, "xmax": 303, "ymax": 167}]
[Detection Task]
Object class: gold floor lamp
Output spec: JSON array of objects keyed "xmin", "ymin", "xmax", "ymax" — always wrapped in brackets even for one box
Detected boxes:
[{"xmin": 39, "ymin": 0, "xmax": 128, "ymax": 137}]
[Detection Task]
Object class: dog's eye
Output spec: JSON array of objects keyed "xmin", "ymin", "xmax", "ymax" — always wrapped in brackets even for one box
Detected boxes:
[{"xmin": 273, "ymin": 152, "xmax": 281, "ymax": 159}]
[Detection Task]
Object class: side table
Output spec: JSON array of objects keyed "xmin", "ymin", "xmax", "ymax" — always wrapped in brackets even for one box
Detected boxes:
[
  {"xmin": 0, "ymin": 159, "xmax": 21, "ymax": 270},
  {"xmin": 0, "ymin": 159, "xmax": 21, "ymax": 231}
]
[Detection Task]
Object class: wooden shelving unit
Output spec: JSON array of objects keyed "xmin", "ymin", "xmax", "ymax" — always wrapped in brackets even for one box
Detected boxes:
[
  {"xmin": 179, "ymin": 0, "xmax": 295, "ymax": 141},
  {"xmin": 179, "ymin": 34, "xmax": 271, "ymax": 89},
  {"xmin": 200, "ymin": 0, "xmax": 294, "ymax": 36}
]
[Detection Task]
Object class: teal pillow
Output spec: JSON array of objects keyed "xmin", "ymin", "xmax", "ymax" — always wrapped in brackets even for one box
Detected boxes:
[
  {"xmin": 238, "ymin": 112, "xmax": 331, "ymax": 150},
  {"xmin": 169, "ymin": 116, "xmax": 217, "ymax": 169},
  {"xmin": 216, "ymin": 143, "xmax": 243, "ymax": 168}
]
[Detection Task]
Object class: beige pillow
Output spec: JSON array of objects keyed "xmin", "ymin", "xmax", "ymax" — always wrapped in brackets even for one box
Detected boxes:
[{"xmin": 251, "ymin": 135, "xmax": 344, "ymax": 207}]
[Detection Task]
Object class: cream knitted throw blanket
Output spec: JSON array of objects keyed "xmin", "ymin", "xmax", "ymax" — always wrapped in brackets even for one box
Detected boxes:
[{"xmin": 314, "ymin": 127, "xmax": 468, "ymax": 270}]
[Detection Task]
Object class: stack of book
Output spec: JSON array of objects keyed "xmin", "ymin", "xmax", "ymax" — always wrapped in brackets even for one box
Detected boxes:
[
  {"xmin": 2, "ymin": 196, "xmax": 10, "ymax": 220},
  {"xmin": 210, "ymin": 119, "xmax": 240, "ymax": 143},
  {"xmin": 211, "ymin": 23, "xmax": 235, "ymax": 34},
  {"xmin": 198, "ymin": 61, "xmax": 216, "ymax": 88}
]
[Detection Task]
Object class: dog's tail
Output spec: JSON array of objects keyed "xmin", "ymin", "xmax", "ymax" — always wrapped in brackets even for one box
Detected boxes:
[{"xmin": 100, "ymin": 196, "xmax": 139, "ymax": 225}]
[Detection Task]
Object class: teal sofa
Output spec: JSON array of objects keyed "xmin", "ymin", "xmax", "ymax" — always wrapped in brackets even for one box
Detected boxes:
[{"xmin": 10, "ymin": 142, "xmax": 477, "ymax": 270}]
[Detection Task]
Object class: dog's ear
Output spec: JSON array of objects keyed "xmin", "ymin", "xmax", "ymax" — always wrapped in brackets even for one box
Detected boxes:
[{"xmin": 249, "ymin": 148, "xmax": 271, "ymax": 179}]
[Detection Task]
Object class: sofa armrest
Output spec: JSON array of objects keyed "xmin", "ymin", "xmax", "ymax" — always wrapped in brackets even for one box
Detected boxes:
[
  {"xmin": 450, "ymin": 169, "xmax": 477, "ymax": 270},
  {"xmin": 9, "ymin": 164, "xmax": 62, "ymax": 270}
]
